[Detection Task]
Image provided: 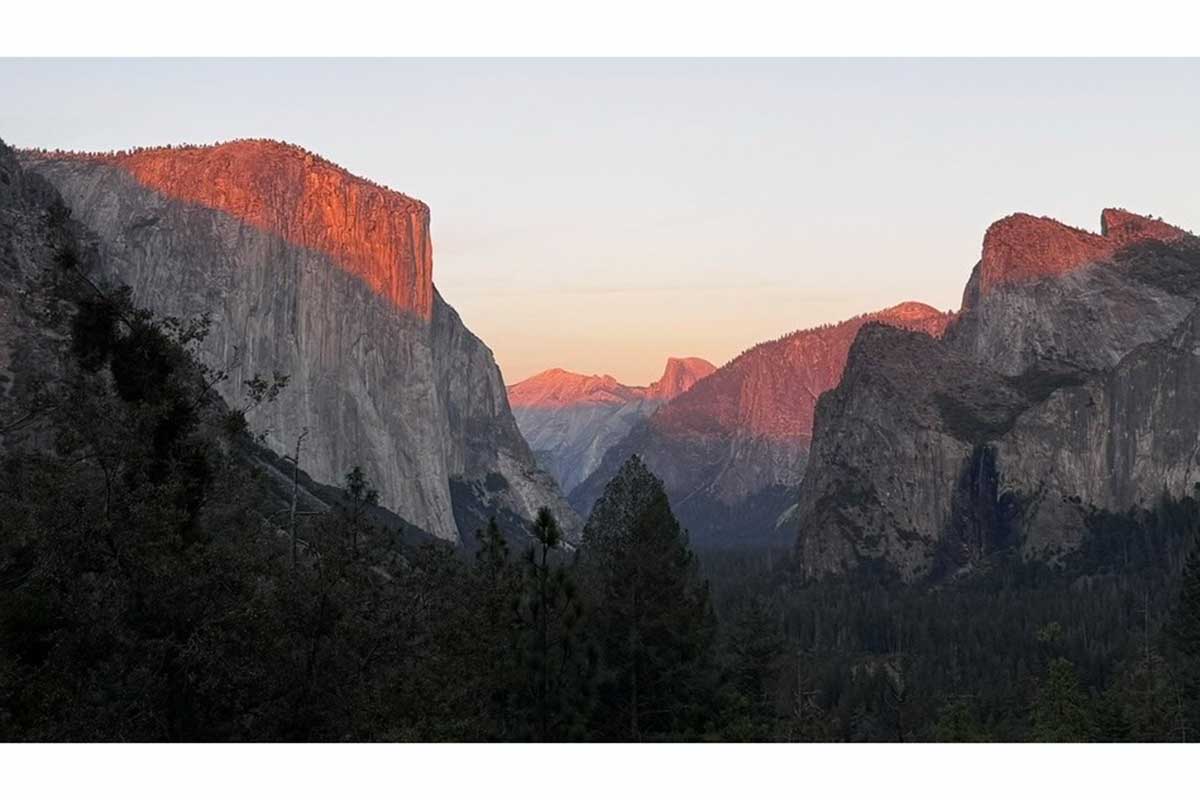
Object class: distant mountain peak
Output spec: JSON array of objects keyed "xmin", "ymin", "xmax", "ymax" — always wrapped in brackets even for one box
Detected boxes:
[
  {"xmin": 508, "ymin": 356, "xmax": 715, "ymax": 410},
  {"xmin": 508, "ymin": 369, "xmax": 637, "ymax": 409},
  {"xmin": 508, "ymin": 356, "xmax": 716, "ymax": 495},
  {"xmin": 876, "ymin": 300, "xmax": 948, "ymax": 322},
  {"xmin": 646, "ymin": 356, "xmax": 717, "ymax": 400},
  {"xmin": 973, "ymin": 208, "xmax": 1187, "ymax": 304}
]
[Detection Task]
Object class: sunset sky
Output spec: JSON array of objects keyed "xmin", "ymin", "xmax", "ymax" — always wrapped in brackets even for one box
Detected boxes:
[{"xmin": 3, "ymin": 58, "xmax": 1198, "ymax": 385}]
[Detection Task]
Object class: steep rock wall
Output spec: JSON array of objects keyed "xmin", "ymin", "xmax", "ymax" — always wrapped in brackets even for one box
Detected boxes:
[
  {"xmin": 796, "ymin": 209, "xmax": 1200, "ymax": 580},
  {"xmin": 22, "ymin": 142, "xmax": 577, "ymax": 542}
]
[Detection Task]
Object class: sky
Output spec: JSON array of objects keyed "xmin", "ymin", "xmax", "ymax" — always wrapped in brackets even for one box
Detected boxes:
[{"xmin": 2, "ymin": 58, "xmax": 1199, "ymax": 385}]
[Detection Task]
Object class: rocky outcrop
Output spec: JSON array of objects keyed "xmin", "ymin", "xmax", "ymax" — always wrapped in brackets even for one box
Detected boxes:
[
  {"xmin": 794, "ymin": 323, "xmax": 1038, "ymax": 580},
  {"xmin": 796, "ymin": 209, "xmax": 1200, "ymax": 581},
  {"xmin": 21, "ymin": 140, "xmax": 577, "ymax": 543},
  {"xmin": 508, "ymin": 357, "xmax": 714, "ymax": 494},
  {"xmin": 571, "ymin": 303, "xmax": 954, "ymax": 545},
  {"xmin": 651, "ymin": 302, "xmax": 952, "ymax": 444},
  {"xmin": 951, "ymin": 248, "xmax": 1196, "ymax": 377},
  {"xmin": 645, "ymin": 357, "xmax": 716, "ymax": 401},
  {"xmin": 0, "ymin": 139, "xmax": 69, "ymax": 406},
  {"xmin": 29, "ymin": 141, "xmax": 434, "ymax": 317},
  {"xmin": 962, "ymin": 208, "xmax": 1187, "ymax": 309},
  {"xmin": 995, "ymin": 305, "xmax": 1200, "ymax": 561}
]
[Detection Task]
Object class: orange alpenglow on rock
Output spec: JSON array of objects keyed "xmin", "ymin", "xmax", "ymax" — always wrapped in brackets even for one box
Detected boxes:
[
  {"xmin": 976, "ymin": 208, "xmax": 1187, "ymax": 300},
  {"xmin": 650, "ymin": 301, "xmax": 954, "ymax": 442},
  {"xmin": 508, "ymin": 357, "xmax": 717, "ymax": 410},
  {"xmin": 644, "ymin": 357, "xmax": 719, "ymax": 401},
  {"xmin": 508, "ymin": 369, "xmax": 643, "ymax": 409},
  {"xmin": 54, "ymin": 140, "xmax": 435, "ymax": 319}
]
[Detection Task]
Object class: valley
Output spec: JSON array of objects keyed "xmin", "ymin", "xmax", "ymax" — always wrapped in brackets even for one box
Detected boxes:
[{"xmin": 3, "ymin": 132, "xmax": 1200, "ymax": 743}]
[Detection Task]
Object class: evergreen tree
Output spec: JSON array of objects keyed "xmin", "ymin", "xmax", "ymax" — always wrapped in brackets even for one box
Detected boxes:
[
  {"xmin": 932, "ymin": 697, "xmax": 990, "ymax": 742},
  {"xmin": 514, "ymin": 508, "xmax": 588, "ymax": 740},
  {"xmin": 476, "ymin": 517, "xmax": 511, "ymax": 584},
  {"xmin": 0, "ymin": 228, "xmax": 296, "ymax": 739},
  {"xmin": 786, "ymin": 653, "xmax": 833, "ymax": 742},
  {"xmin": 1103, "ymin": 651, "xmax": 1183, "ymax": 742},
  {"xmin": 343, "ymin": 465, "xmax": 380, "ymax": 554},
  {"xmin": 1032, "ymin": 658, "xmax": 1096, "ymax": 742},
  {"xmin": 580, "ymin": 456, "xmax": 717, "ymax": 740},
  {"xmin": 718, "ymin": 595, "xmax": 785, "ymax": 739},
  {"xmin": 470, "ymin": 518, "xmax": 522, "ymax": 739}
]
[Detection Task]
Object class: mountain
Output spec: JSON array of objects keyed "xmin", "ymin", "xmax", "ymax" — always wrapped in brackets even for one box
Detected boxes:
[
  {"xmin": 795, "ymin": 209, "xmax": 1199, "ymax": 581},
  {"xmin": 961, "ymin": 208, "xmax": 1188, "ymax": 310},
  {"xmin": 570, "ymin": 302, "xmax": 954, "ymax": 545},
  {"xmin": 644, "ymin": 356, "xmax": 719, "ymax": 401},
  {"xmin": 508, "ymin": 357, "xmax": 714, "ymax": 494},
  {"xmin": 19, "ymin": 139, "xmax": 578, "ymax": 544}
]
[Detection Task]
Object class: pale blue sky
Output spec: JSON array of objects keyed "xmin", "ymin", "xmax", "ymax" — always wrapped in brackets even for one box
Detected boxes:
[{"xmin": 2, "ymin": 59, "xmax": 1197, "ymax": 384}]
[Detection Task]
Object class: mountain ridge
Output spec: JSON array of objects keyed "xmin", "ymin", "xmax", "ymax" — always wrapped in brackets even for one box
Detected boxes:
[
  {"xmin": 651, "ymin": 301, "xmax": 953, "ymax": 441},
  {"xmin": 963, "ymin": 207, "xmax": 1188, "ymax": 309},
  {"xmin": 509, "ymin": 356, "xmax": 715, "ymax": 409}
]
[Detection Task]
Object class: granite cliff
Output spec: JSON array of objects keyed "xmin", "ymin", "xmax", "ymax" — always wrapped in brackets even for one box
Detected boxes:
[
  {"xmin": 20, "ymin": 140, "xmax": 578, "ymax": 543},
  {"xmin": 796, "ymin": 209, "xmax": 1200, "ymax": 581},
  {"xmin": 963, "ymin": 208, "xmax": 1186, "ymax": 308}
]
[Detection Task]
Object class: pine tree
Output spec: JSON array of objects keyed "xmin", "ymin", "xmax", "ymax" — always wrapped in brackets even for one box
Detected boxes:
[
  {"xmin": 932, "ymin": 697, "xmax": 990, "ymax": 742},
  {"xmin": 1032, "ymin": 658, "xmax": 1095, "ymax": 742},
  {"xmin": 343, "ymin": 465, "xmax": 379, "ymax": 554},
  {"xmin": 0, "ymin": 221, "xmax": 301, "ymax": 739},
  {"xmin": 580, "ymin": 455, "xmax": 717, "ymax": 740},
  {"xmin": 719, "ymin": 596, "xmax": 785, "ymax": 738},
  {"xmin": 514, "ymin": 508, "xmax": 588, "ymax": 740},
  {"xmin": 476, "ymin": 517, "xmax": 510, "ymax": 584},
  {"xmin": 1104, "ymin": 651, "xmax": 1182, "ymax": 741},
  {"xmin": 471, "ymin": 518, "xmax": 521, "ymax": 739}
]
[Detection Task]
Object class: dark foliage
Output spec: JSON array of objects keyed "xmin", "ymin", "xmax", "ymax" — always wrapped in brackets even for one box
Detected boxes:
[
  {"xmin": 697, "ymin": 494, "xmax": 1200, "ymax": 741},
  {"xmin": 579, "ymin": 456, "xmax": 718, "ymax": 740}
]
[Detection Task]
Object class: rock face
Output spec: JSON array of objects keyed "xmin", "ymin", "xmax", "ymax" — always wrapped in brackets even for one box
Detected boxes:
[
  {"xmin": 1, "ymin": 137, "xmax": 441, "ymax": 557},
  {"xmin": 796, "ymin": 209, "xmax": 1200, "ymax": 581},
  {"xmin": 21, "ymin": 140, "xmax": 578, "ymax": 543},
  {"xmin": 962, "ymin": 208, "xmax": 1187, "ymax": 309},
  {"xmin": 571, "ymin": 302, "xmax": 954, "ymax": 545},
  {"xmin": 0, "ymin": 139, "xmax": 68, "ymax": 405},
  {"xmin": 508, "ymin": 357, "xmax": 714, "ymax": 494},
  {"xmin": 994, "ymin": 304, "xmax": 1200, "ymax": 558},
  {"xmin": 645, "ymin": 356, "xmax": 717, "ymax": 401},
  {"xmin": 51, "ymin": 141, "xmax": 435, "ymax": 317}
]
